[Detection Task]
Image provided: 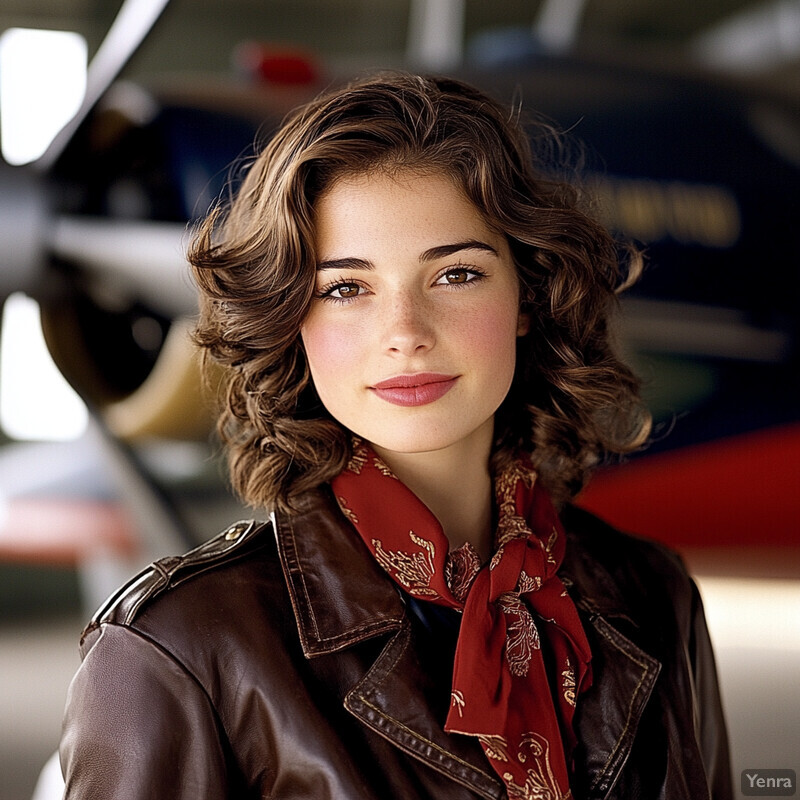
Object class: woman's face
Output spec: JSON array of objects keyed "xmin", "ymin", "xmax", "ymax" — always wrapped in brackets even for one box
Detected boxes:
[{"xmin": 301, "ymin": 170, "xmax": 528, "ymax": 462}]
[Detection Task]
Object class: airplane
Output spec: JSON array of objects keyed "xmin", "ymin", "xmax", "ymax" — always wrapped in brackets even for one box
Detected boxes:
[
  {"xmin": 2, "ymin": 0, "xmax": 797, "ymax": 564},
  {"xmin": 0, "ymin": 1, "xmax": 797, "ymax": 797}
]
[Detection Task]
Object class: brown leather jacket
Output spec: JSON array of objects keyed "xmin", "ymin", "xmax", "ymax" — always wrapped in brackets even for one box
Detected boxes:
[{"xmin": 61, "ymin": 487, "xmax": 732, "ymax": 799}]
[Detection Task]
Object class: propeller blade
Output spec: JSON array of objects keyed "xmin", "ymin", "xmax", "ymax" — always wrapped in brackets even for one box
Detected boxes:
[
  {"xmin": 35, "ymin": 0, "xmax": 171, "ymax": 172},
  {"xmin": 49, "ymin": 217, "xmax": 197, "ymax": 317},
  {"xmin": 0, "ymin": 162, "xmax": 46, "ymax": 298}
]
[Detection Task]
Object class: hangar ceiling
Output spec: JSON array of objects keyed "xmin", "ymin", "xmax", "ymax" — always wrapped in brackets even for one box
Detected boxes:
[{"xmin": 0, "ymin": 0, "xmax": 796, "ymax": 90}]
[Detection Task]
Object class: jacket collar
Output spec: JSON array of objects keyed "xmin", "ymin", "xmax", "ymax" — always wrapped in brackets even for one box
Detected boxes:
[
  {"xmin": 273, "ymin": 488, "xmax": 662, "ymax": 800},
  {"xmin": 272, "ymin": 487, "xmax": 405, "ymax": 657}
]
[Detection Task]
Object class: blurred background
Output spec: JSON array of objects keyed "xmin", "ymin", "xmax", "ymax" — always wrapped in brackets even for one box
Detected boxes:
[{"xmin": 0, "ymin": 1, "xmax": 798, "ymax": 798}]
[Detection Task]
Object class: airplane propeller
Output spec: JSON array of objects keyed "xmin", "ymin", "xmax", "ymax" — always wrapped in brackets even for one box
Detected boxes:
[
  {"xmin": 0, "ymin": 0, "xmax": 209, "ymax": 553},
  {"xmin": 0, "ymin": 0, "xmax": 205, "ymax": 438}
]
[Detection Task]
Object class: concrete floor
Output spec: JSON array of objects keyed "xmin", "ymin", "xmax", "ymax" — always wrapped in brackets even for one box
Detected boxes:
[{"xmin": 0, "ymin": 615, "xmax": 81, "ymax": 800}]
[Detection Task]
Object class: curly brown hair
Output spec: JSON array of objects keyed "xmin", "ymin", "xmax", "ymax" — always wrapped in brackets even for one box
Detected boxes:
[{"xmin": 189, "ymin": 72, "xmax": 650, "ymax": 512}]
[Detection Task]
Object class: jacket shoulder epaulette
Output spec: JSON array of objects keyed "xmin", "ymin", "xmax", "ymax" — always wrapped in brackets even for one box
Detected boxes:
[{"xmin": 83, "ymin": 518, "xmax": 272, "ymax": 639}]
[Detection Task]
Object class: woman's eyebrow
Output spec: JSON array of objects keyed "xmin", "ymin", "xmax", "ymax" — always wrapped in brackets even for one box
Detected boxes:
[
  {"xmin": 419, "ymin": 240, "xmax": 498, "ymax": 262},
  {"xmin": 316, "ymin": 240, "xmax": 498, "ymax": 271},
  {"xmin": 316, "ymin": 257, "xmax": 373, "ymax": 271}
]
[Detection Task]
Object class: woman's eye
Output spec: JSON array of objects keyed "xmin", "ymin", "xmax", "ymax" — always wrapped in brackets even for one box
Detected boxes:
[
  {"xmin": 333, "ymin": 283, "xmax": 360, "ymax": 298},
  {"xmin": 320, "ymin": 282, "xmax": 362, "ymax": 299},
  {"xmin": 436, "ymin": 268, "xmax": 483, "ymax": 285}
]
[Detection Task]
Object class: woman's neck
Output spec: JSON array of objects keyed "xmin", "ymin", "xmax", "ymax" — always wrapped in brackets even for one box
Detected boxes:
[{"xmin": 372, "ymin": 424, "xmax": 495, "ymax": 561}]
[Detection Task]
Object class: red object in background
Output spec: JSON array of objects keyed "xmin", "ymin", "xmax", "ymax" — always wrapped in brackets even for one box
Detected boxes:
[
  {"xmin": 0, "ymin": 498, "xmax": 137, "ymax": 567},
  {"xmin": 578, "ymin": 423, "xmax": 800, "ymax": 551},
  {"xmin": 234, "ymin": 42, "xmax": 320, "ymax": 86}
]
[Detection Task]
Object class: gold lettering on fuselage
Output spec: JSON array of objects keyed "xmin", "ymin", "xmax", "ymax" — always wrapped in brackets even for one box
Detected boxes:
[{"xmin": 590, "ymin": 176, "xmax": 741, "ymax": 248}]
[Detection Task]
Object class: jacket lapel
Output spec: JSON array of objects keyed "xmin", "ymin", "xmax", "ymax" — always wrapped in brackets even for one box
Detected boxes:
[
  {"xmin": 274, "ymin": 489, "xmax": 662, "ymax": 800},
  {"xmin": 274, "ymin": 488, "xmax": 503, "ymax": 799},
  {"xmin": 345, "ymin": 622, "xmax": 505, "ymax": 800},
  {"xmin": 561, "ymin": 523, "xmax": 663, "ymax": 800}
]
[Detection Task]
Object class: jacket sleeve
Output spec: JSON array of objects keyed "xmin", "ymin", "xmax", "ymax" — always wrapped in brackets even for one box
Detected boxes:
[
  {"xmin": 688, "ymin": 579, "xmax": 733, "ymax": 800},
  {"xmin": 61, "ymin": 622, "xmax": 234, "ymax": 800}
]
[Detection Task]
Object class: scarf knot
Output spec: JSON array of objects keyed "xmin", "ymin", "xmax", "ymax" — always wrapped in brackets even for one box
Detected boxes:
[{"xmin": 331, "ymin": 441, "xmax": 592, "ymax": 800}]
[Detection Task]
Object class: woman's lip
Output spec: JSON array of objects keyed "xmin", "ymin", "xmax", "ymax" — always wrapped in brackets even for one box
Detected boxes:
[
  {"xmin": 370, "ymin": 374, "xmax": 458, "ymax": 407},
  {"xmin": 372, "ymin": 373, "xmax": 456, "ymax": 390}
]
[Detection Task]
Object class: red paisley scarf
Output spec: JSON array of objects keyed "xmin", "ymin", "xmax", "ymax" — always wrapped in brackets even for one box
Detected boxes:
[{"xmin": 330, "ymin": 440, "xmax": 592, "ymax": 800}]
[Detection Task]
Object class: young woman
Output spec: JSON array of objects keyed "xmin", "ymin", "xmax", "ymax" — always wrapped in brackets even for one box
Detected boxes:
[{"xmin": 61, "ymin": 73, "xmax": 732, "ymax": 799}]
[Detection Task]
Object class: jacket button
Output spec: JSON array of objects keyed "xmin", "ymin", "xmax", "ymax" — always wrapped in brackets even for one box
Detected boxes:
[{"xmin": 225, "ymin": 523, "xmax": 246, "ymax": 541}]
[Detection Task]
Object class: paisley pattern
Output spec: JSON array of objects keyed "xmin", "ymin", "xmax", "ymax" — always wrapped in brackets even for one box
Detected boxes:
[
  {"xmin": 450, "ymin": 690, "xmax": 466, "ymax": 718},
  {"xmin": 372, "ymin": 532, "xmax": 438, "ymax": 597},
  {"xmin": 330, "ymin": 439, "xmax": 592, "ymax": 800},
  {"xmin": 445, "ymin": 543, "xmax": 483, "ymax": 603},
  {"xmin": 561, "ymin": 659, "xmax": 577, "ymax": 708},
  {"xmin": 497, "ymin": 592, "xmax": 541, "ymax": 677},
  {"xmin": 503, "ymin": 732, "xmax": 567, "ymax": 800},
  {"xmin": 336, "ymin": 497, "xmax": 358, "ymax": 525}
]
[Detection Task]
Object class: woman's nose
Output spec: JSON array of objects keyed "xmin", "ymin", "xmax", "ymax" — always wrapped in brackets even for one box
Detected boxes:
[{"xmin": 381, "ymin": 294, "xmax": 435, "ymax": 356}]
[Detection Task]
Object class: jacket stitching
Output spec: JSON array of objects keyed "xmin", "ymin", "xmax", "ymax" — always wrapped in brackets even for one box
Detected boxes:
[
  {"xmin": 351, "ymin": 625, "xmax": 500, "ymax": 795},
  {"xmin": 282, "ymin": 513, "xmax": 322, "ymax": 641},
  {"xmin": 359, "ymin": 620, "xmax": 412, "ymax": 697},
  {"xmin": 277, "ymin": 510, "xmax": 404, "ymax": 653},
  {"xmin": 357, "ymin": 696, "xmax": 498, "ymax": 782},
  {"xmin": 304, "ymin": 619, "xmax": 405, "ymax": 653},
  {"xmin": 357, "ymin": 696, "xmax": 501, "ymax": 797},
  {"xmin": 280, "ymin": 514, "xmax": 399, "ymax": 649},
  {"xmin": 588, "ymin": 618, "xmax": 659, "ymax": 794}
]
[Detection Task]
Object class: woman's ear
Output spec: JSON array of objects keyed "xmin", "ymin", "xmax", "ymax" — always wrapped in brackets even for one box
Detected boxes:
[{"xmin": 517, "ymin": 311, "xmax": 530, "ymax": 337}]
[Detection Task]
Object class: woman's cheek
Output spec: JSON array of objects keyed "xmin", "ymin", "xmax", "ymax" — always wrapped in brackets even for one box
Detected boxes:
[
  {"xmin": 462, "ymin": 305, "xmax": 521, "ymax": 366},
  {"xmin": 302, "ymin": 317, "xmax": 363, "ymax": 389}
]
